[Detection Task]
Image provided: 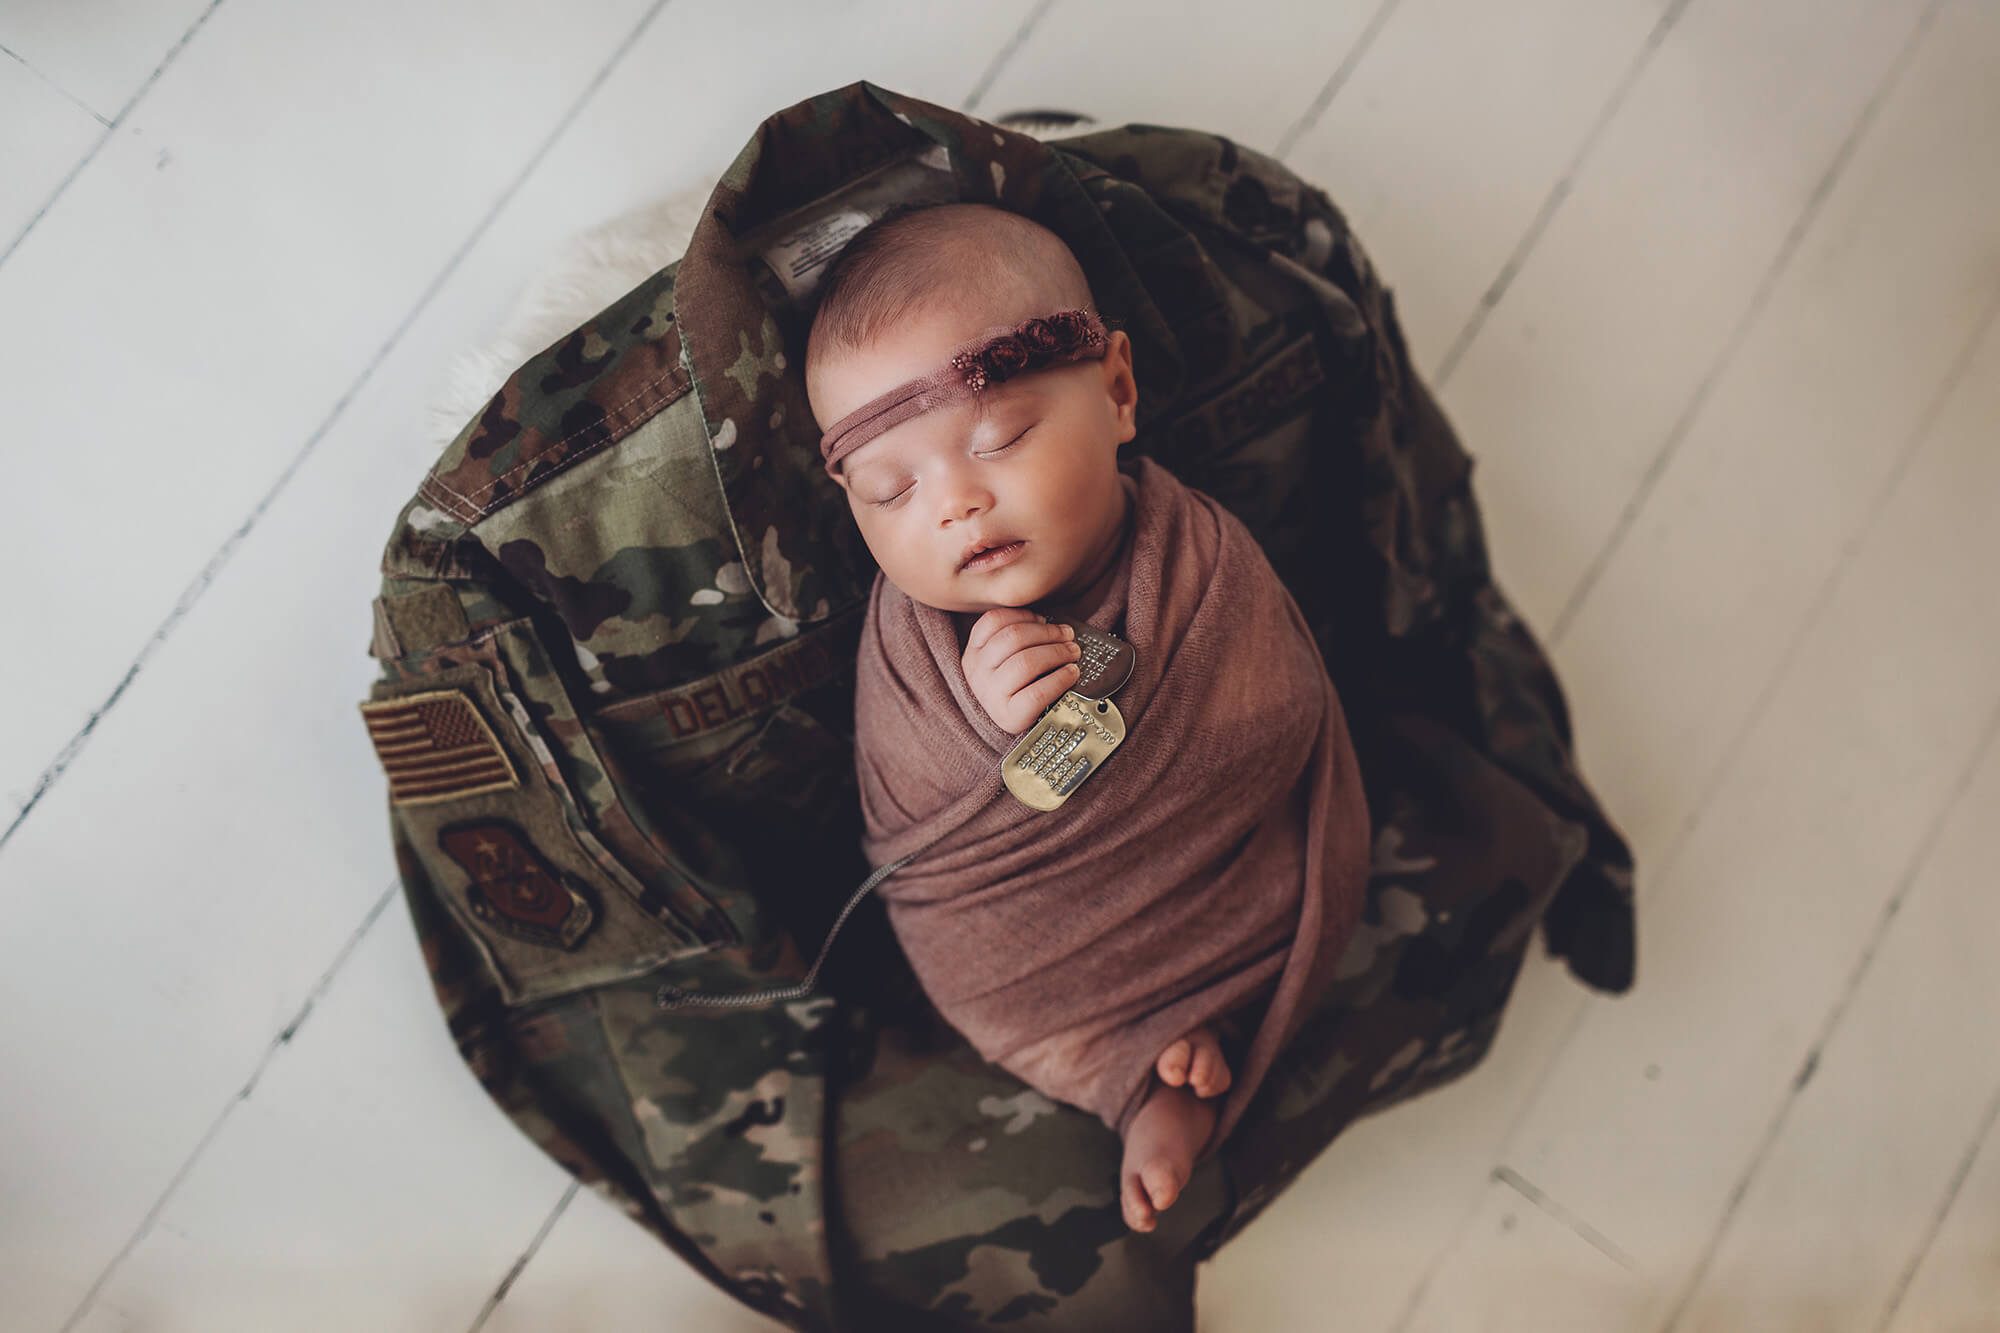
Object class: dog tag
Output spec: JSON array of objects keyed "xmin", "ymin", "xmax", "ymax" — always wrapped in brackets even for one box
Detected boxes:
[
  {"xmin": 1049, "ymin": 621, "xmax": 1134, "ymax": 700},
  {"xmin": 1002, "ymin": 691, "xmax": 1126, "ymax": 811}
]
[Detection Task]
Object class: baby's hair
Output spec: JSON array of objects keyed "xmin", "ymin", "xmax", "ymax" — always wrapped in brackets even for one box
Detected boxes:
[{"xmin": 803, "ymin": 202, "xmax": 1098, "ymax": 420}]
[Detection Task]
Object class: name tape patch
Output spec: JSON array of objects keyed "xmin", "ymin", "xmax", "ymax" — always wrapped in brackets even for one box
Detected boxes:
[
  {"xmin": 595, "ymin": 614, "xmax": 861, "ymax": 741},
  {"xmin": 1158, "ymin": 332, "xmax": 1327, "ymax": 464},
  {"xmin": 359, "ymin": 689, "xmax": 520, "ymax": 806}
]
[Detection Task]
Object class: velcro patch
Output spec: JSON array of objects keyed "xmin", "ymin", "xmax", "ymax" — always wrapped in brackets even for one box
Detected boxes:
[
  {"xmin": 359, "ymin": 689, "xmax": 520, "ymax": 805},
  {"xmin": 437, "ymin": 819, "xmax": 596, "ymax": 951},
  {"xmin": 378, "ymin": 584, "xmax": 470, "ymax": 655}
]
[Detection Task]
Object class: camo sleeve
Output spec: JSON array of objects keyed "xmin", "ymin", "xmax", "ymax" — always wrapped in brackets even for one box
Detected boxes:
[
  {"xmin": 360, "ymin": 543, "xmax": 850, "ymax": 1329},
  {"xmin": 1273, "ymin": 169, "xmax": 1638, "ymax": 994}
]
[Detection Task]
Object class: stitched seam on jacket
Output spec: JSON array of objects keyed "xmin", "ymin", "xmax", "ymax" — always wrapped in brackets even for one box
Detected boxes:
[{"xmin": 419, "ymin": 368, "xmax": 689, "ymax": 521}]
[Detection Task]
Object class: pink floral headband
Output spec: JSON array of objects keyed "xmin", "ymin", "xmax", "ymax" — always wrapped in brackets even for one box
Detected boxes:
[{"xmin": 818, "ymin": 308, "xmax": 1111, "ymax": 478}]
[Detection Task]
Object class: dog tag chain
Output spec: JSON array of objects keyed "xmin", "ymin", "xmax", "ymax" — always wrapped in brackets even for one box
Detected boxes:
[{"xmin": 658, "ymin": 618, "xmax": 1136, "ymax": 1008}]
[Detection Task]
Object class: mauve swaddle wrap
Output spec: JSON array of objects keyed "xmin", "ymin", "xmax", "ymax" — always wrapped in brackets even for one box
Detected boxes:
[{"xmin": 853, "ymin": 456, "xmax": 1372, "ymax": 1164}]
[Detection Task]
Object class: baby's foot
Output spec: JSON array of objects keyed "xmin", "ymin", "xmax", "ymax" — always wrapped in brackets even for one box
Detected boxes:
[
  {"xmin": 1120, "ymin": 1082, "xmax": 1217, "ymax": 1233},
  {"xmin": 1155, "ymin": 1024, "xmax": 1233, "ymax": 1099}
]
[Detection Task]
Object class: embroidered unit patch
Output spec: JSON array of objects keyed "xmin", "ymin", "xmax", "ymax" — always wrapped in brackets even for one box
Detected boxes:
[
  {"xmin": 437, "ymin": 820, "xmax": 596, "ymax": 950},
  {"xmin": 359, "ymin": 689, "xmax": 519, "ymax": 806}
]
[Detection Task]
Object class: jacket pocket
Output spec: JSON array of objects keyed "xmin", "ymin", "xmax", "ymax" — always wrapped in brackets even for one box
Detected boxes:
[
  {"xmin": 612, "ymin": 691, "xmax": 859, "ymax": 850},
  {"xmin": 592, "ymin": 617, "xmax": 863, "ymax": 837},
  {"xmin": 600, "ymin": 681, "xmax": 867, "ymax": 960},
  {"xmin": 361, "ymin": 614, "xmax": 736, "ymax": 1007}
]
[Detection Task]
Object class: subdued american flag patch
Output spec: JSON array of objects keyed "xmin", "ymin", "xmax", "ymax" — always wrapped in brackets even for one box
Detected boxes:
[{"xmin": 359, "ymin": 689, "xmax": 519, "ymax": 806}]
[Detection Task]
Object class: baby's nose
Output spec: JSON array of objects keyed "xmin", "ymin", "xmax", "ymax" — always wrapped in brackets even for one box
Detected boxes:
[{"xmin": 939, "ymin": 488, "xmax": 990, "ymax": 524}]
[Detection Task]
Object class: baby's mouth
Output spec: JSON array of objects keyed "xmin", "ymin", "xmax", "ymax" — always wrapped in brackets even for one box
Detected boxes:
[{"xmin": 959, "ymin": 538, "xmax": 1027, "ymax": 573}]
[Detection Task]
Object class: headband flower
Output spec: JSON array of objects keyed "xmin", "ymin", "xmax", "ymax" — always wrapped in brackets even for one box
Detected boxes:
[{"xmin": 819, "ymin": 308, "xmax": 1111, "ymax": 477}]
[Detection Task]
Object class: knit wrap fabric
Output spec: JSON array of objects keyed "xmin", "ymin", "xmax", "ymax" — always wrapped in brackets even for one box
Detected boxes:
[{"xmin": 852, "ymin": 455, "xmax": 1373, "ymax": 1162}]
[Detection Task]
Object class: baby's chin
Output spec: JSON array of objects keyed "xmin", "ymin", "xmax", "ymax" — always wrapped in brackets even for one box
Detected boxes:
[
  {"xmin": 882, "ymin": 552, "xmax": 1056, "ymax": 614},
  {"xmin": 910, "ymin": 585, "xmax": 1042, "ymax": 615}
]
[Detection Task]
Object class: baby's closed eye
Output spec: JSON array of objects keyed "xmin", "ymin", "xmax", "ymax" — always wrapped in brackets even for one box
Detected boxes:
[{"xmin": 859, "ymin": 426, "xmax": 1034, "ymax": 508}]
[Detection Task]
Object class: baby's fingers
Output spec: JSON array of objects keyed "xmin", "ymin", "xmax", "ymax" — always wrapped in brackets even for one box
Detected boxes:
[
  {"xmin": 996, "ymin": 637, "xmax": 1083, "ymax": 696},
  {"xmin": 1004, "ymin": 656, "xmax": 1081, "ymax": 731},
  {"xmin": 971, "ymin": 618, "xmax": 1070, "ymax": 677},
  {"xmin": 965, "ymin": 606, "xmax": 1042, "ymax": 656}
]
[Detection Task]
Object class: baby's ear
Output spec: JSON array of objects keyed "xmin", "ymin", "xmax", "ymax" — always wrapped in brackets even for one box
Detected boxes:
[{"xmin": 1105, "ymin": 330, "xmax": 1139, "ymax": 443}]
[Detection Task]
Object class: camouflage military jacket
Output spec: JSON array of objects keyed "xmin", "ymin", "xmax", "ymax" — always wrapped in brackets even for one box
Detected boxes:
[{"xmin": 360, "ymin": 81, "xmax": 1636, "ymax": 1331}]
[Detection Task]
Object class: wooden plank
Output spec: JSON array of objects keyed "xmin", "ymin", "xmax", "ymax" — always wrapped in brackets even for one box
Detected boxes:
[
  {"xmin": 1883, "ymin": 1081, "xmax": 2000, "ymax": 1331},
  {"xmin": 1280, "ymin": 0, "xmax": 1675, "ymax": 377},
  {"xmin": 1524, "ymin": 0, "xmax": 1987, "ymax": 874},
  {"xmin": 1201, "ymin": 949, "xmax": 1596, "ymax": 1332},
  {"xmin": 1400, "ymin": 5, "xmax": 2000, "ymax": 1309},
  {"xmin": 69, "ymin": 892, "xmax": 577, "ymax": 1333},
  {"xmin": 1214, "ymin": 0, "xmax": 1956, "ymax": 1325},
  {"xmin": 0, "ymin": 0, "xmax": 211, "ymax": 121},
  {"xmin": 478, "ymin": 1184, "xmax": 775, "ymax": 1333},
  {"xmin": 1414, "ymin": 299, "xmax": 2000, "ymax": 1332},
  {"xmin": 1204, "ymin": 11, "xmax": 1700, "ymax": 1323},
  {"xmin": 1441, "ymin": 0, "xmax": 1946, "ymax": 632},
  {"xmin": 978, "ymin": 0, "xmax": 1385, "ymax": 154},
  {"xmin": 0, "ymin": 51, "xmax": 103, "ymax": 249},
  {"xmin": 1672, "ymin": 705, "xmax": 2000, "ymax": 1330},
  {"xmin": 0, "ymin": 0, "xmax": 656, "ymax": 824}
]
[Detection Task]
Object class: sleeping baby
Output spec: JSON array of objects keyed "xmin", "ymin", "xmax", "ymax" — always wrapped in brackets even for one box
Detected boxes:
[{"xmin": 804, "ymin": 201, "xmax": 1373, "ymax": 1235}]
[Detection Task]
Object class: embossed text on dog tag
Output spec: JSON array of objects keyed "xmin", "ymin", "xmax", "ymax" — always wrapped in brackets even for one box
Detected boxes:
[
  {"xmin": 1049, "ymin": 621, "xmax": 1135, "ymax": 700},
  {"xmin": 1002, "ymin": 690, "xmax": 1127, "ymax": 811}
]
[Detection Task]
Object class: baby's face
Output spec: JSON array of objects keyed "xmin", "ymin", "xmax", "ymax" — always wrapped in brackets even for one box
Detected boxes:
[{"xmin": 814, "ymin": 308, "xmax": 1138, "ymax": 614}]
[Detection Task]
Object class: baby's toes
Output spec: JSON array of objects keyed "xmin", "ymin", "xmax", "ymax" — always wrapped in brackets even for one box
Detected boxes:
[
  {"xmin": 1122, "ymin": 1169, "xmax": 1158, "ymax": 1232},
  {"xmin": 1191, "ymin": 1044, "xmax": 1233, "ymax": 1098},
  {"xmin": 1139, "ymin": 1156, "xmax": 1186, "ymax": 1216},
  {"xmin": 1155, "ymin": 1038, "xmax": 1191, "ymax": 1088}
]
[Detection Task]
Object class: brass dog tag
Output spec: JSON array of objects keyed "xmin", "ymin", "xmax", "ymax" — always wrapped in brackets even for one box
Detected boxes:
[
  {"xmin": 1049, "ymin": 621, "xmax": 1134, "ymax": 699},
  {"xmin": 1002, "ymin": 691, "xmax": 1127, "ymax": 811}
]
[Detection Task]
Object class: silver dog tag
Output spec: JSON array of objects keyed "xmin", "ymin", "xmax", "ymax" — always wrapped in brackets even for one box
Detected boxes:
[
  {"xmin": 1049, "ymin": 621, "xmax": 1134, "ymax": 699},
  {"xmin": 1002, "ymin": 691, "xmax": 1127, "ymax": 811}
]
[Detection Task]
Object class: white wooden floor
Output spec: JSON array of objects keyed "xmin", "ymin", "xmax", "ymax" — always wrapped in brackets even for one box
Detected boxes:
[{"xmin": 3, "ymin": 1, "xmax": 1996, "ymax": 1329}]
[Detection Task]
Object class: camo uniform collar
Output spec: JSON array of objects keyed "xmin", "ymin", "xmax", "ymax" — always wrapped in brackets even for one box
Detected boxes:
[{"xmin": 671, "ymin": 80, "xmax": 1186, "ymax": 627}]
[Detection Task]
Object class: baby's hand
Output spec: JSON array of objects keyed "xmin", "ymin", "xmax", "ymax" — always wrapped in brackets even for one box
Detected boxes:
[{"xmin": 962, "ymin": 608, "xmax": 1084, "ymax": 733}]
